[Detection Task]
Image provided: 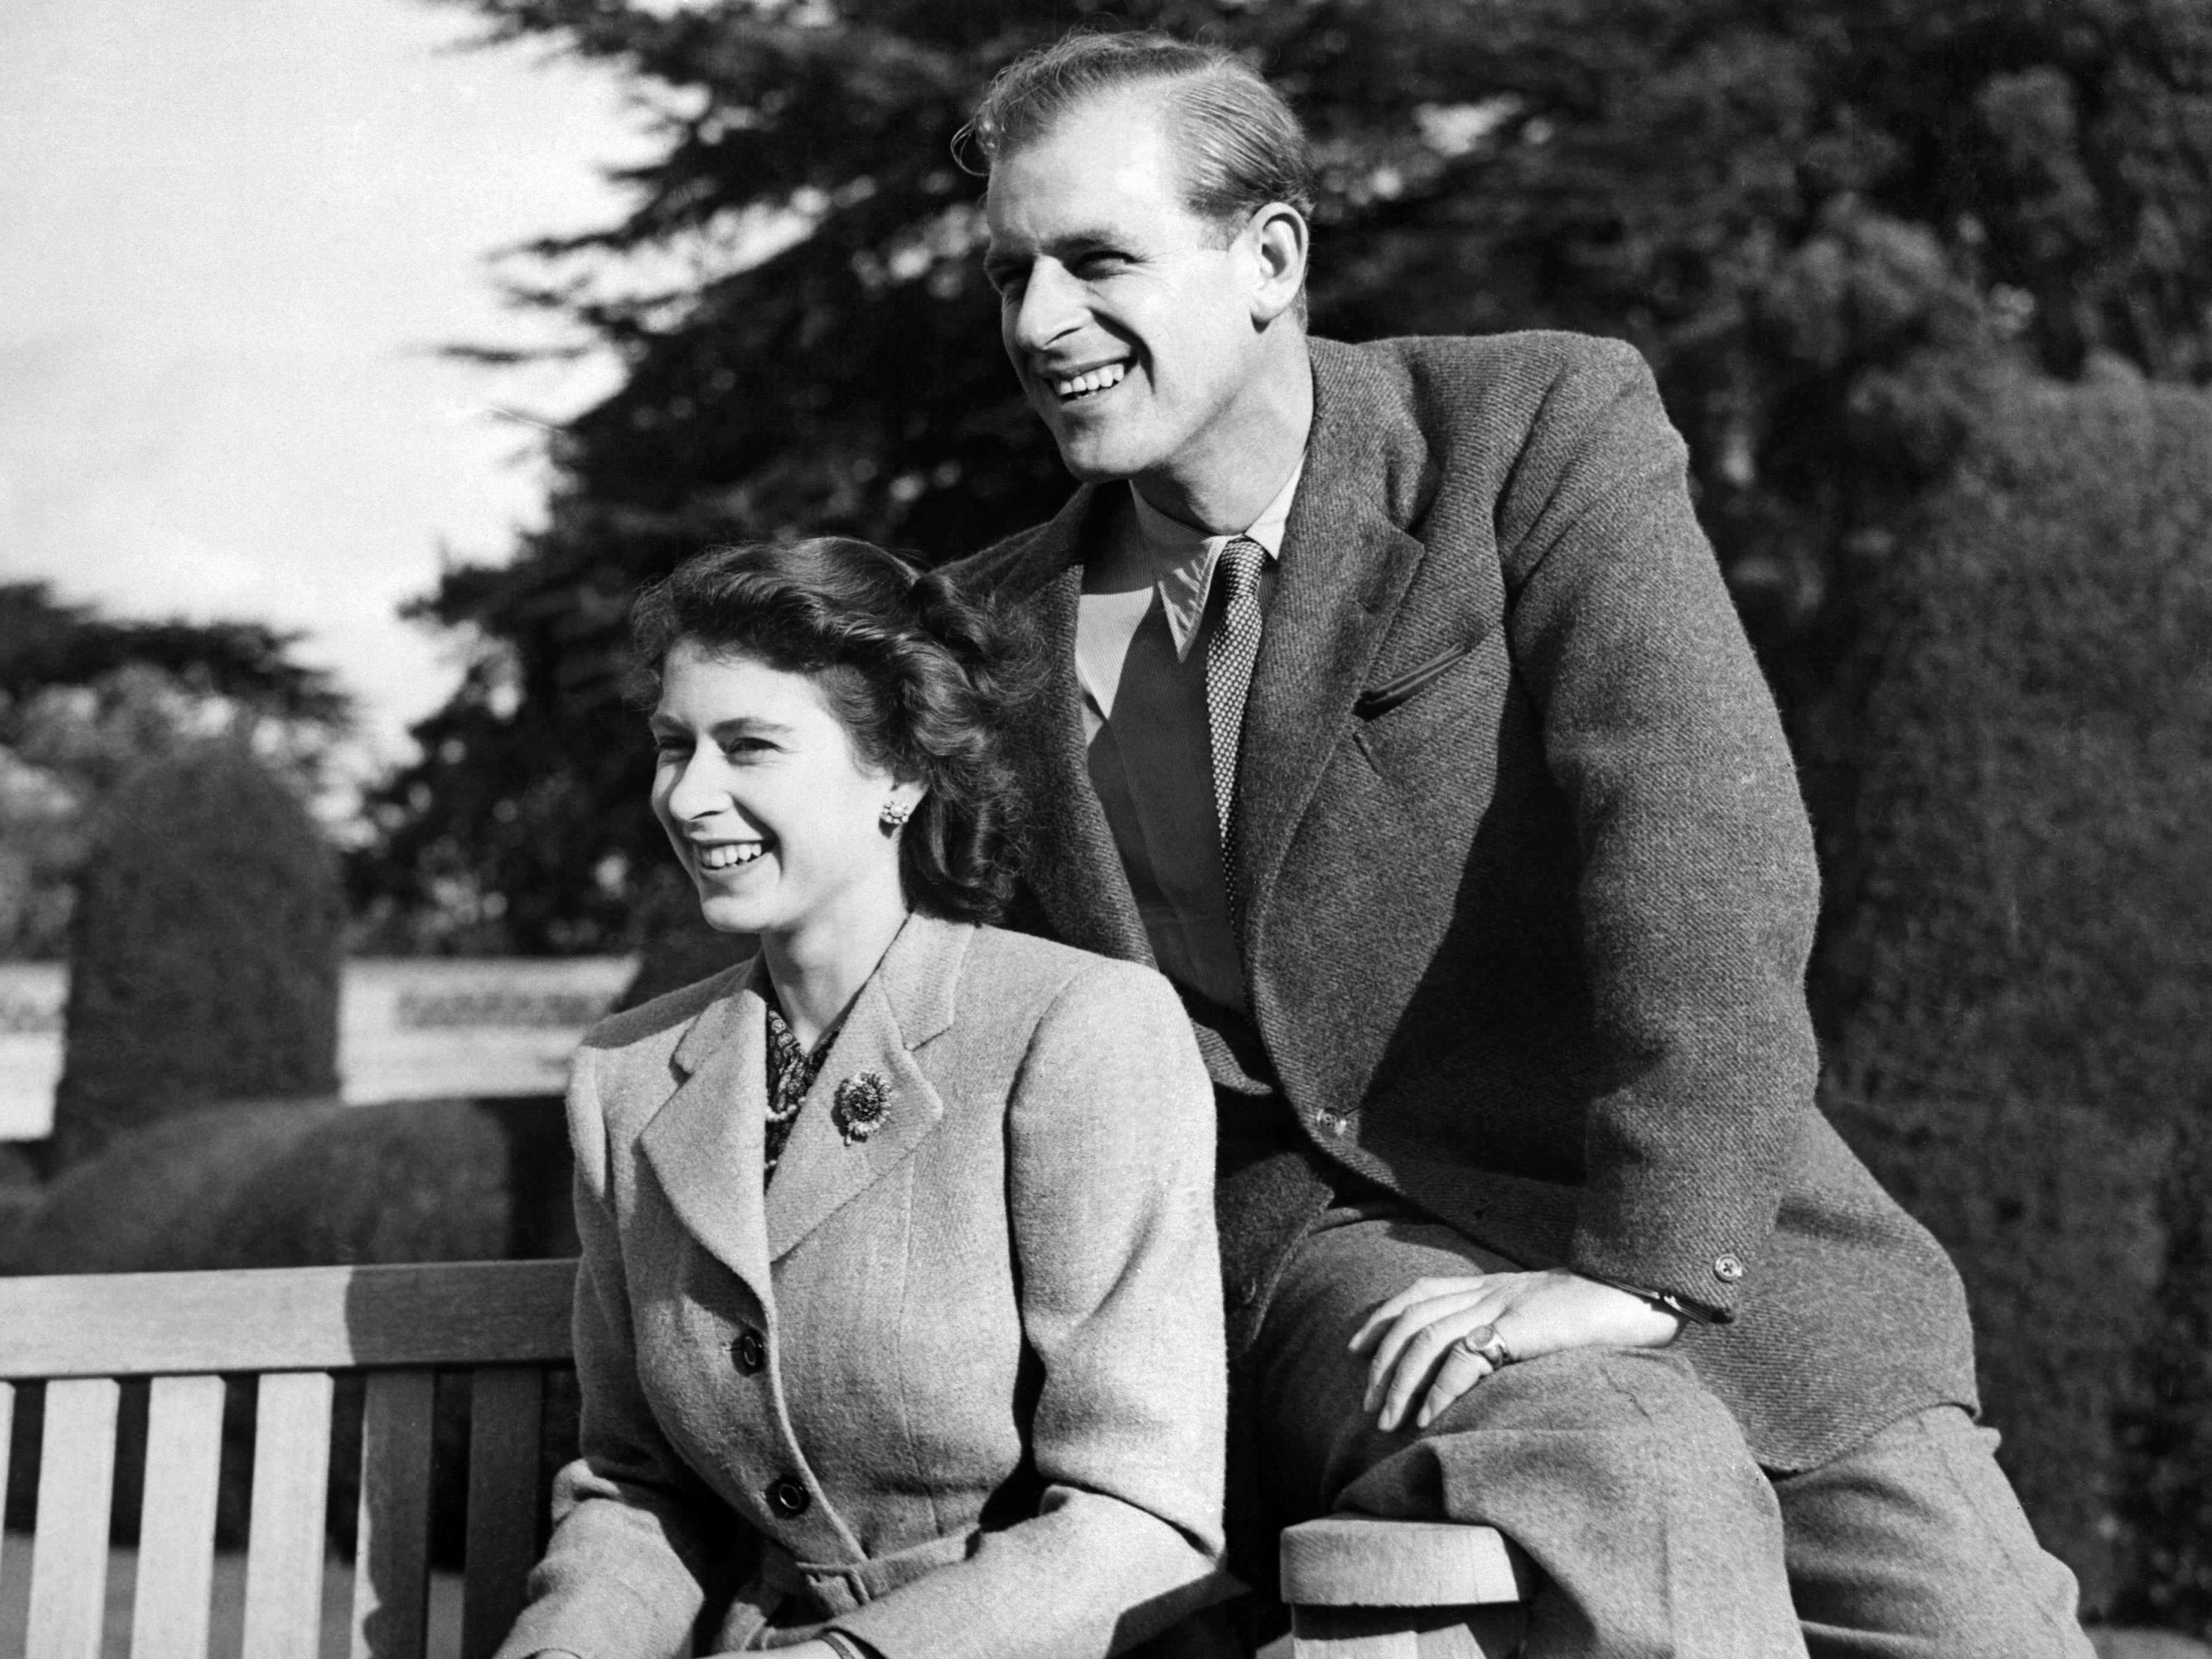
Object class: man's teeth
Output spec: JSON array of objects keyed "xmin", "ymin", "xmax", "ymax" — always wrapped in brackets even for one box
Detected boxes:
[
  {"xmin": 1052, "ymin": 362, "xmax": 1128, "ymax": 398},
  {"xmin": 697, "ymin": 843, "xmax": 766, "ymax": 870}
]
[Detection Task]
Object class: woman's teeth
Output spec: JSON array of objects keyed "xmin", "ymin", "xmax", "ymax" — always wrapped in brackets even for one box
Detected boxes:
[
  {"xmin": 697, "ymin": 843, "xmax": 766, "ymax": 871},
  {"xmin": 1053, "ymin": 362, "xmax": 1127, "ymax": 399}
]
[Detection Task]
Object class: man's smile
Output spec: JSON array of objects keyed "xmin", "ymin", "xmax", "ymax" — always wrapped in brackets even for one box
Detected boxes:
[{"xmin": 1048, "ymin": 359, "xmax": 1131, "ymax": 401}]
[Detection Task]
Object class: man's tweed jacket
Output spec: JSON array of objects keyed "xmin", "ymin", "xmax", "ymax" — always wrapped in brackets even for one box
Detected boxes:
[
  {"xmin": 953, "ymin": 332, "xmax": 1979, "ymax": 1473},
  {"xmin": 498, "ymin": 914, "xmax": 1227, "ymax": 1659}
]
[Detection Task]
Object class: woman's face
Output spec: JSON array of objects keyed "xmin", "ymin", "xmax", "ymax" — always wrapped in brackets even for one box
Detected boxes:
[{"xmin": 649, "ymin": 640, "xmax": 909, "ymax": 940}]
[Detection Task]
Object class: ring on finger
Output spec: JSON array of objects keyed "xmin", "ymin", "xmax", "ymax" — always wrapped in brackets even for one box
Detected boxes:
[{"xmin": 1454, "ymin": 1323, "xmax": 1513, "ymax": 1370}]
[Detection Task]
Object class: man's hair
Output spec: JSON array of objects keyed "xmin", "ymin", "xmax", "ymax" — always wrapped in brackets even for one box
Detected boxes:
[
  {"xmin": 628, "ymin": 539, "xmax": 1036, "ymax": 926},
  {"xmin": 966, "ymin": 30, "xmax": 1317, "ymax": 233}
]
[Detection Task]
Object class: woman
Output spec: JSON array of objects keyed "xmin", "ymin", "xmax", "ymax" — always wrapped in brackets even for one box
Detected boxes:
[{"xmin": 499, "ymin": 540, "xmax": 1228, "ymax": 1659}]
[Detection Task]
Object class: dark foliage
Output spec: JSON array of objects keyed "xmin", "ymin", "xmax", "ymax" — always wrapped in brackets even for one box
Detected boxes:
[
  {"xmin": 1824, "ymin": 1088, "xmax": 2167, "ymax": 1612},
  {"xmin": 1812, "ymin": 368, "xmax": 2212, "ymax": 1129},
  {"xmin": 49, "ymin": 742, "xmax": 345, "ymax": 1169},
  {"xmin": 0, "ymin": 585, "xmax": 350, "ymax": 960},
  {"xmin": 356, "ymin": 0, "xmax": 2212, "ymax": 950},
  {"xmin": 2123, "ymin": 1117, "xmax": 2212, "ymax": 1632},
  {"xmin": 0, "ymin": 582, "xmax": 349, "ymax": 729},
  {"xmin": 1811, "ymin": 372, "xmax": 2212, "ymax": 1621}
]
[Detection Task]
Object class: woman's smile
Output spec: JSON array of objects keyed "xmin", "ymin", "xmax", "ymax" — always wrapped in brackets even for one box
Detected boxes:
[{"xmin": 693, "ymin": 838, "xmax": 769, "ymax": 872}]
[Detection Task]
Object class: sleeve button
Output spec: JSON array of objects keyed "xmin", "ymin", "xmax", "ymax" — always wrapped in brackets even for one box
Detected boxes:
[
  {"xmin": 1712, "ymin": 1253, "xmax": 1745, "ymax": 1284},
  {"xmin": 768, "ymin": 1476, "xmax": 811, "ymax": 1517}
]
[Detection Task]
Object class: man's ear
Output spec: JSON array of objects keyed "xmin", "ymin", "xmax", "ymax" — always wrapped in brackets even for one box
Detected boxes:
[{"xmin": 1246, "ymin": 202, "xmax": 1310, "ymax": 326}]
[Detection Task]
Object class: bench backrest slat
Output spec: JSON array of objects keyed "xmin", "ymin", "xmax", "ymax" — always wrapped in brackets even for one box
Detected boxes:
[
  {"xmin": 27, "ymin": 1376, "xmax": 123, "ymax": 1659},
  {"xmin": 0, "ymin": 1260, "xmax": 577, "ymax": 1379},
  {"xmin": 241, "ymin": 1371, "xmax": 336, "ymax": 1659},
  {"xmin": 460, "ymin": 1367, "xmax": 548, "ymax": 1659},
  {"xmin": 131, "ymin": 1374, "xmax": 227, "ymax": 1659},
  {"xmin": 351, "ymin": 1368, "xmax": 437, "ymax": 1659},
  {"xmin": 0, "ymin": 1380, "xmax": 13, "ymax": 1607}
]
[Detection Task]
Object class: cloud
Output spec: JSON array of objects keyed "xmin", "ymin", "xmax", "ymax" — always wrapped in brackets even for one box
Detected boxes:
[{"xmin": 0, "ymin": 0, "xmax": 644, "ymax": 768}]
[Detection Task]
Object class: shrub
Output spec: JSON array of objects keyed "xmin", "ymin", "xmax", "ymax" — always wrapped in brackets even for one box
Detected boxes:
[
  {"xmin": 49, "ymin": 741, "xmax": 343, "ymax": 1169},
  {"xmin": 1815, "ymin": 363, "xmax": 2212, "ymax": 1132},
  {"xmin": 1811, "ymin": 365, "xmax": 2212, "ymax": 1617}
]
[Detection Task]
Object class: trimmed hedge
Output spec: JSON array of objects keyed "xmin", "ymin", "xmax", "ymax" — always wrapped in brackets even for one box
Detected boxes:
[
  {"xmin": 50, "ymin": 742, "xmax": 343, "ymax": 1169},
  {"xmin": 1812, "ymin": 364, "xmax": 2212, "ymax": 1617},
  {"xmin": 1817, "ymin": 364, "xmax": 2212, "ymax": 1131}
]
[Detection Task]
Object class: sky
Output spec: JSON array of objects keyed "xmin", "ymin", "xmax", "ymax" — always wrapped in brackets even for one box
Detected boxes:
[{"xmin": 0, "ymin": 0, "xmax": 655, "ymax": 776}]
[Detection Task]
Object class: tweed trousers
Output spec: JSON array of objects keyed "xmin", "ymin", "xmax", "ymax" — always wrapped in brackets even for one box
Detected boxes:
[{"xmin": 1251, "ymin": 1205, "xmax": 2095, "ymax": 1659}]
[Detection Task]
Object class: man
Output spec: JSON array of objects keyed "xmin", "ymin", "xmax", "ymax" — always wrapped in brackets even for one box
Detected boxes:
[{"xmin": 952, "ymin": 29, "xmax": 2092, "ymax": 1659}]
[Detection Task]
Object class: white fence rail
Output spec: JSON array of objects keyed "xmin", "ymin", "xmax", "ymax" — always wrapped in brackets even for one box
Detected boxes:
[{"xmin": 0, "ymin": 958, "xmax": 635, "ymax": 1141}]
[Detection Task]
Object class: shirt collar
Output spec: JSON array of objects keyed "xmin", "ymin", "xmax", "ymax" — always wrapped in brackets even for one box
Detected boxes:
[{"xmin": 1127, "ymin": 459, "xmax": 1304, "ymax": 659}]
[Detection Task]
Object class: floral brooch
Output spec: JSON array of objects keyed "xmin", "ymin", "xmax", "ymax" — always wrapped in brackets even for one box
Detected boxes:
[{"xmin": 831, "ymin": 1071, "xmax": 890, "ymax": 1145}]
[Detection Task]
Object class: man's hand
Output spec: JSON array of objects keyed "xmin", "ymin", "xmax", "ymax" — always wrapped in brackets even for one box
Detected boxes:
[{"xmin": 1348, "ymin": 1268, "xmax": 1684, "ymax": 1431}]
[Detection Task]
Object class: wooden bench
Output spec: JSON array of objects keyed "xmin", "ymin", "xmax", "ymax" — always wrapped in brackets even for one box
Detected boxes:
[
  {"xmin": 0, "ymin": 1260, "xmax": 1531, "ymax": 1658},
  {"xmin": 0, "ymin": 1259, "xmax": 574, "ymax": 1659}
]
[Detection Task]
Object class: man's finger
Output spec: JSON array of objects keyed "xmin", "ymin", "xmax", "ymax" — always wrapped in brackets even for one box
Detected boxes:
[
  {"xmin": 1415, "ymin": 1340, "xmax": 1502, "ymax": 1429},
  {"xmin": 1348, "ymin": 1276, "xmax": 1488, "ymax": 1352},
  {"xmin": 1375, "ymin": 1308, "xmax": 1502, "ymax": 1429},
  {"xmin": 1360, "ymin": 1291, "xmax": 1492, "ymax": 1409}
]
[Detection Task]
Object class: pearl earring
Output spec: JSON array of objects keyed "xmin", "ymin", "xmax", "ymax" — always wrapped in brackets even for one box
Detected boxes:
[{"xmin": 880, "ymin": 797, "xmax": 915, "ymax": 830}]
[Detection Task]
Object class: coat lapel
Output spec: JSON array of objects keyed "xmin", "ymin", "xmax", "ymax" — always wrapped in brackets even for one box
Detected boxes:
[
  {"xmin": 997, "ymin": 489, "xmax": 1154, "ymax": 966},
  {"xmin": 1237, "ymin": 342, "xmax": 1431, "ymax": 943},
  {"xmin": 762, "ymin": 913, "xmax": 968, "ymax": 1262},
  {"xmin": 640, "ymin": 969, "xmax": 776, "ymax": 1307}
]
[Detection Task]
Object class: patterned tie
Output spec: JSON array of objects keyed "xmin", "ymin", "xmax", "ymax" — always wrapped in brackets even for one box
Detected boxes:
[{"xmin": 1205, "ymin": 534, "xmax": 1268, "ymax": 912}]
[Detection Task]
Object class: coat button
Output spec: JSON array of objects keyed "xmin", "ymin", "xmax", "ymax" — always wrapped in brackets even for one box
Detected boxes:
[
  {"xmin": 768, "ymin": 1476, "xmax": 811, "ymax": 1518},
  {"xmin": 731, "ymin": 1329, "xmax": 766, "ymax": 1374},
  {"xmin": 1712, "ymin": 1253, "xmax": 1746, "ymax": 1284}
]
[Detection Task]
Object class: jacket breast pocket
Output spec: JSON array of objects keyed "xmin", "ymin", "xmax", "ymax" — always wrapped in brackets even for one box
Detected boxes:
[{"xmin": 1352, "ymin": 625, "xmax": 1500, "ymax": 779}]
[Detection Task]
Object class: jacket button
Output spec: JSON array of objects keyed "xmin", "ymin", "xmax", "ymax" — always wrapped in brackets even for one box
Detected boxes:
[
  {"xmin": 768, "ymin": 1476, "xmax": 811, "ymax": 1518},
  {"xmin": 1712, "ymin": 1253, "xmax": 1746, "ymax": 1284},
  {"xmin": 731, "ymin": 1329, "xmax": 766, "ymax": 1374}
]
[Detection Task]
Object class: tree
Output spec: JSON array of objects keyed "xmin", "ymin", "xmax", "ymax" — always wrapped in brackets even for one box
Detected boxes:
[
  {"xmin": 0, "ymin": 583, "xmax": 349, "ymax": 726},
  {"xmin": 0, "ymin": 584, "xmax": 350, "ymax": 959},
  {"xmin": 362, "ymin": 0, "xmax": 2212, "ymax": 950}
]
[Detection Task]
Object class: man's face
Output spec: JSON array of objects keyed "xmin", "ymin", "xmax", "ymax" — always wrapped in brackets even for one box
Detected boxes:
[{"xmin": 984, "ymin": 91, "xmax": 1265, "ymax": 487}]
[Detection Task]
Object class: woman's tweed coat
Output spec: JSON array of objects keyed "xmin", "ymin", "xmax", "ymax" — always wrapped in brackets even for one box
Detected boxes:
[{"xmin": 498, "ymin": 914, "xmax": 1228, "ymax": 1659}]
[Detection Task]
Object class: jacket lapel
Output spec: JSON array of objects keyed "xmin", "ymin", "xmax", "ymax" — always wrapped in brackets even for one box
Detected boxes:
[
  {"xmin": 998, "ymin": 489, "xmax": 1154, "ymax": 966},
  {"xmin": 1237, "ymin": 342, "xmax": 1431, "ymax": 943},
  {"xmin": 762, "ymin": 913, "xmax": 969, "ymax": 1261},
  {"xmin": 640, "ymin": 970, "xmax": 776, "ymax": 1308}
]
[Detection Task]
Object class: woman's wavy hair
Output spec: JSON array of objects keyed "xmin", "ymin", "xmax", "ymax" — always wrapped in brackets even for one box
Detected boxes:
[{"xmin": 628, "ymin": 539, "xmax": 1038, "ymax": 926}]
